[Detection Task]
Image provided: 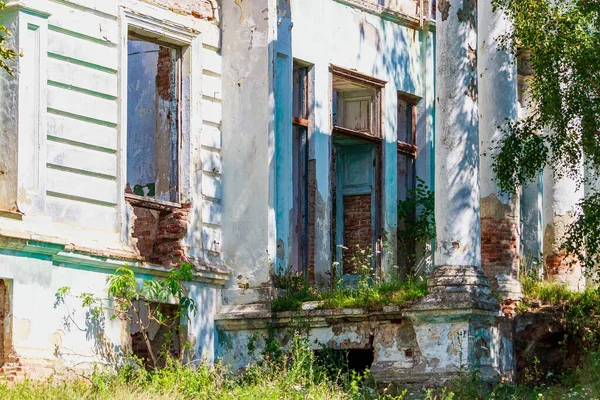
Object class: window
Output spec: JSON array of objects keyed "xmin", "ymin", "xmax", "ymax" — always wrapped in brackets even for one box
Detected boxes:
[
  {"xmin": 397, "ymin": 93, "xmax": 419, "ymax": 272},
  {"xmin": 126, "ymin": 33, "xmax": 181, "ymax": 204},
  {"xmin": 397, "ymin": 94, "xmax": 418, "ymax": 203},
  {"xmin": 291, "ymin": 62, "xmax": 310, "ymax": 276},
  {"xmin": 331, "ymin": 66, "xmax": 385, "ymax": 282},
  {"xmin": 331, "ymin": 66, "xmax": 384, "ymax": 139}
]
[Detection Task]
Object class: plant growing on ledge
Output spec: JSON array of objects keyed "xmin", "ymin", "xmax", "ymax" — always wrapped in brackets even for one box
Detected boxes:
[
  {"xmin": 55, "ymin": 263, "xmax": 197, "ymax": 370},
  {"xmin": 271, "ymin": 244, "xmax": 427, "ymax": 312},
  {"xmin": 397, "ymin": 177, "xmax": 435, "ymax": 275}
]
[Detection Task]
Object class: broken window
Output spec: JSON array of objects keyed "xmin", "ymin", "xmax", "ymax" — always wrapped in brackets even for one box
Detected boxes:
[
  {"xmin": 397, "ymin": 93, "xmax": 419, "ymax": 273},
  {"xmin": 125, "ymin": 33, "xmax": 190, "ymax": 268},
  {"xmin": 291, "ymin": 63, "xmax": 310, "ymax": 276},
  {"xmin": 332, "ymin": 66, "xmax": 382, "ymax": 138},
  {"xmin": 331, "ymin": 67, "xmax": 385, "ymax": 282},
  {"xmin": 126, "ymin": 33, "xmax": 181, "ymax": 204}
]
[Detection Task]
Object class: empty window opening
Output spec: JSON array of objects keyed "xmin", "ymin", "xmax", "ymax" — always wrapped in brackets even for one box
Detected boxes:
[
  {"xmin": 126, "ymin": 33, "xmax": 181, "ymax": 203},
  {"xmin": 130, "ymin": 302, "xmax": 182, "ymax": 369},
  {"xmin": 397, "ymin": 94, "xmax": 419, "ymax": 274},
  {"xmin": 331, "ymin": 66, "xmax": 383, "ymax": 138},
  {"xmin": 291, "ymin": 63, "xmax": 310, "ymax": 277},
  {"xmin": 331, "ymin": 67, "xmax": 384, "ymax": 283}
]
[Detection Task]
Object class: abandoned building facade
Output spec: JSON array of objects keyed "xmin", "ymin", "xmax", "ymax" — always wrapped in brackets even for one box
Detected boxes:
[{"xmin": 0, "ymin": 0, "xmax": 587, "ymax": 387}]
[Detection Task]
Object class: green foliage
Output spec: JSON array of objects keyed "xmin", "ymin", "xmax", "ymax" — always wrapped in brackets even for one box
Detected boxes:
[
  {"xmin": 397, "ymin": 177, "xmax": 435, "ymax": 273},
  {"xmin": 491, "ymin": 0, "xmax": 600, "ymax": 269},
  {"xmin": 0, "ymin": 1, "xmax": 16, "ymax": 75},
  {"xmin": 271, "ymin": 274, "xmax": 427, "ymax": 312},
  {"xmin": 564, "ymin": 192, "xmax": 600, "ymax": 272},
  {"xmin": 8, "ymin": 331, "xmax": 600, "ymax": 399},
  {"xmin": 519, "ymin": 275, "xmax": 600, "ymax": 352},
  {"xmin": 271, "ymin": 246, "xmax": 427, "ymax": 312},
  {"xmin": 55, "ymin": 264, "xmax": 196, "ymax": 370}
]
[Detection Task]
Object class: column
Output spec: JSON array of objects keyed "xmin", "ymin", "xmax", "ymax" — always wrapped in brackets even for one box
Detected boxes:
[
  {"xmin": 427, "ymin": 0, "xmax": 494, "ymax": 307},
  {"xmin": 542, "ymin": 164, "xmax": 585, "ymax": 291},
  {"xmin": 478, "ymin": 1, "xmax": 521, "ymax": 300}
]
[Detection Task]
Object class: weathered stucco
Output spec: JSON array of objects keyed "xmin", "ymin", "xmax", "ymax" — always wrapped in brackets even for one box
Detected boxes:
[
  {"xmin": 542, "ymin": 164, "xmax": 585, "ymax": 291},
  {"xmin": 221, "ymin": 0, "xmax": 274, "ymax": 302},
  {"xmin": 434, "ymin": 0, "xmax": 480, "ymax": 268}
]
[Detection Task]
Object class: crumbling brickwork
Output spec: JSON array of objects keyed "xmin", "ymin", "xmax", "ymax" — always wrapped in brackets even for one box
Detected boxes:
[
  {"xmin": 481, "ymin": 215, "xmax": 519, "ymax": 288},
  {"xmin": 130, "ymin": 203, "xmax": 191, "ymax": 268},
  {"xmin": 141, "ymin": 0, "xmax": 217, "ymax": 21},
  {"xmin": 481, "ymin": 195, "xmax": 520, "ymax": 293},
  {"xmin": 156, "ymin": 46, "xmax": 174, "ymax": 100},
  {"xmin": 343, "ymin": 194, "xmax": 373, "ymax": 274}
]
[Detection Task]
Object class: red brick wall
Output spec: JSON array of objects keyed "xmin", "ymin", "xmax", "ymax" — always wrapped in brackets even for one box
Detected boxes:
[
  {"xmin": 141, "ymin": 0, "xmax": 216, "ymax": 21},
  {"xmin": 130, "ymin": 204, "xmax": 191, "ymax": 268},
  {"xmin": 545, "ymin": 251, "xmax": 579, "ymax": 280},
  {"xmin": 481, "ymin": 215, "xmax": 520, "ymax": 289},
  {"xmin": 343, "ymin": 194, "xmax": 372, "ymax": 274},
  {"xmin": 156, "ymin": 46, "xmax": 173, "ymax": 100}
]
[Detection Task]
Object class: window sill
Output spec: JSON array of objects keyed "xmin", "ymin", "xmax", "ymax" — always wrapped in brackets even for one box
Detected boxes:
[
  {"xmin": 397, "ymin": 141, "xmax": 418, "ymax": 157},
  {"xmin": 333, "ymin": 125, "xmax": 382, "ymax": 143},
  {"xmin": 125, "ymin": 193, "xmax": 181, "ymax": 211},
  {"xmin": 0, "ymin": 209, "xmax": 24, "ymax": 220}
]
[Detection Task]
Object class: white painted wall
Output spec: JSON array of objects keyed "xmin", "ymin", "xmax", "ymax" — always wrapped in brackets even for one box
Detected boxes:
[
  {"xmin": 0, "ymin": 0, "xmax": 225, "ymax": 370},
  {"xmin": 0, "ymin": 0, "xmax": 224, "ymax": 263},
  {"xmin": 0, "ymin": 251, "xmax": 217, "ymax": 368}
]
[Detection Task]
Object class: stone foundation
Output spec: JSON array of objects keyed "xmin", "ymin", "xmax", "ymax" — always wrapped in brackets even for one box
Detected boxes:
[{"xmin": 216, "ymin": 286, "xmax": 513, "ymax": 389}]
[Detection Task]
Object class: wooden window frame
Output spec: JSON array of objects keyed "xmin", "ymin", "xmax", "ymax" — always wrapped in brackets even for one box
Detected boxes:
[
  {"xmin": 330, "ymin": 65, "xmax": 386, "ymax": 141},
  {"xmin": 397, "ymin": 93, "xmax": 419, "ymax": 158}
]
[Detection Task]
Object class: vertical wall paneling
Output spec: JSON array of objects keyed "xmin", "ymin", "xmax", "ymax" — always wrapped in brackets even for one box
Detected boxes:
[{"xmin": 17, "ymin": 10, "xmax": 49, "ymax": 215}]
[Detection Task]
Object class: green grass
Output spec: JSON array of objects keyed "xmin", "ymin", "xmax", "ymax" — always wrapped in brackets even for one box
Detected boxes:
[
  {"xmin": 271, "ymin": 278, "xmax": 428, "ymax": 312},
  {"xmin": 0, "ymin": 333, "xmax": 395, "ymax": 400}
]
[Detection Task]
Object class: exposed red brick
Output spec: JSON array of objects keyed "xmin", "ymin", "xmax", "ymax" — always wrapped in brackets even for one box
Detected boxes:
[
  {"xmin": 156, "ymin": 46, "xmax": 174, "ymax": 100},
  {"xmin": 130, "ymin": 203, "xmax": 191, "ymax": 268},
  {"xmin": 481, "ymin": 215, "xmax": 520, "ymax": 290},
  {"xmin": 342, "ymin": 194, "xmax": 372, "ymax": 274}
]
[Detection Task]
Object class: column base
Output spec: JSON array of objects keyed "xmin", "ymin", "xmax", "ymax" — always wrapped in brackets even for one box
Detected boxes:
[
  {"xmin": 400, "ymin": 265, "xmax": 510, "ymax": 387},
  {"xmin": 411, "ymin": 264, "xmax": 499, "ymax": 312}
]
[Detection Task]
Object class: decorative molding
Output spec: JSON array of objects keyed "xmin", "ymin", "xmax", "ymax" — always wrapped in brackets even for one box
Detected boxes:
[
  {"xmin": 3, "ymin": 1, "xmax": 51, "ymax": 17},
  {"xmin": 0, "ymin": 235, "xmax": 230, "ymax": 286},
  {"xmin": 122, "ymin": 7, "xmax": 199, "ymax": 45},
  {"xmin": 330, "ymin": 65, "xmax": 387, "ymax": 88},
  {"xmin": 332, "ymin": 0, "xmax": 422, "ymax": 29}
]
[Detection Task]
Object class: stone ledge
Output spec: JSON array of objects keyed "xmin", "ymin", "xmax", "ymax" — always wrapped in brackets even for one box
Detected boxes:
[
  {"xmin": 215, "ymin": 304, "xmax": 408, "ymax": 331},
  {"xmin": 0, "ymin": 235, "xmax": 230, "ymax": 286}
]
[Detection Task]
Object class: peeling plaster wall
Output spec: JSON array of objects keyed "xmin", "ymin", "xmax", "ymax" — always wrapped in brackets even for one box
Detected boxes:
[
  {"xmin": 216, "ymin": 308, "xmax": 511, "ymax": 388},
  {"xmin": 0, "ymin": 251, "xmax": 218, "ymax": 377},
  {"xmin": 478, "ymin": 2, "xmax": 520, "ymax": 297},
  {"xmin": 0, "ymin": 0, "xmax": 224, "ymax": 262},
  {"xmin": 0, "ymin": 0, "xmax": 225, "ymax": 375},
  {"xmin": 221, "ymin": 0, "xmax": 275, "ymax": 300},
  {"xmin": 542, "ymin": 164, "xmax": 585, "ymax": 291},
  {"xmin": 289, "ymin": 0, "xmax": 435, "ymax": 282},
  {"xmin": 140, "ymin": 0, "xmax": 218, "ymax": 21}
]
